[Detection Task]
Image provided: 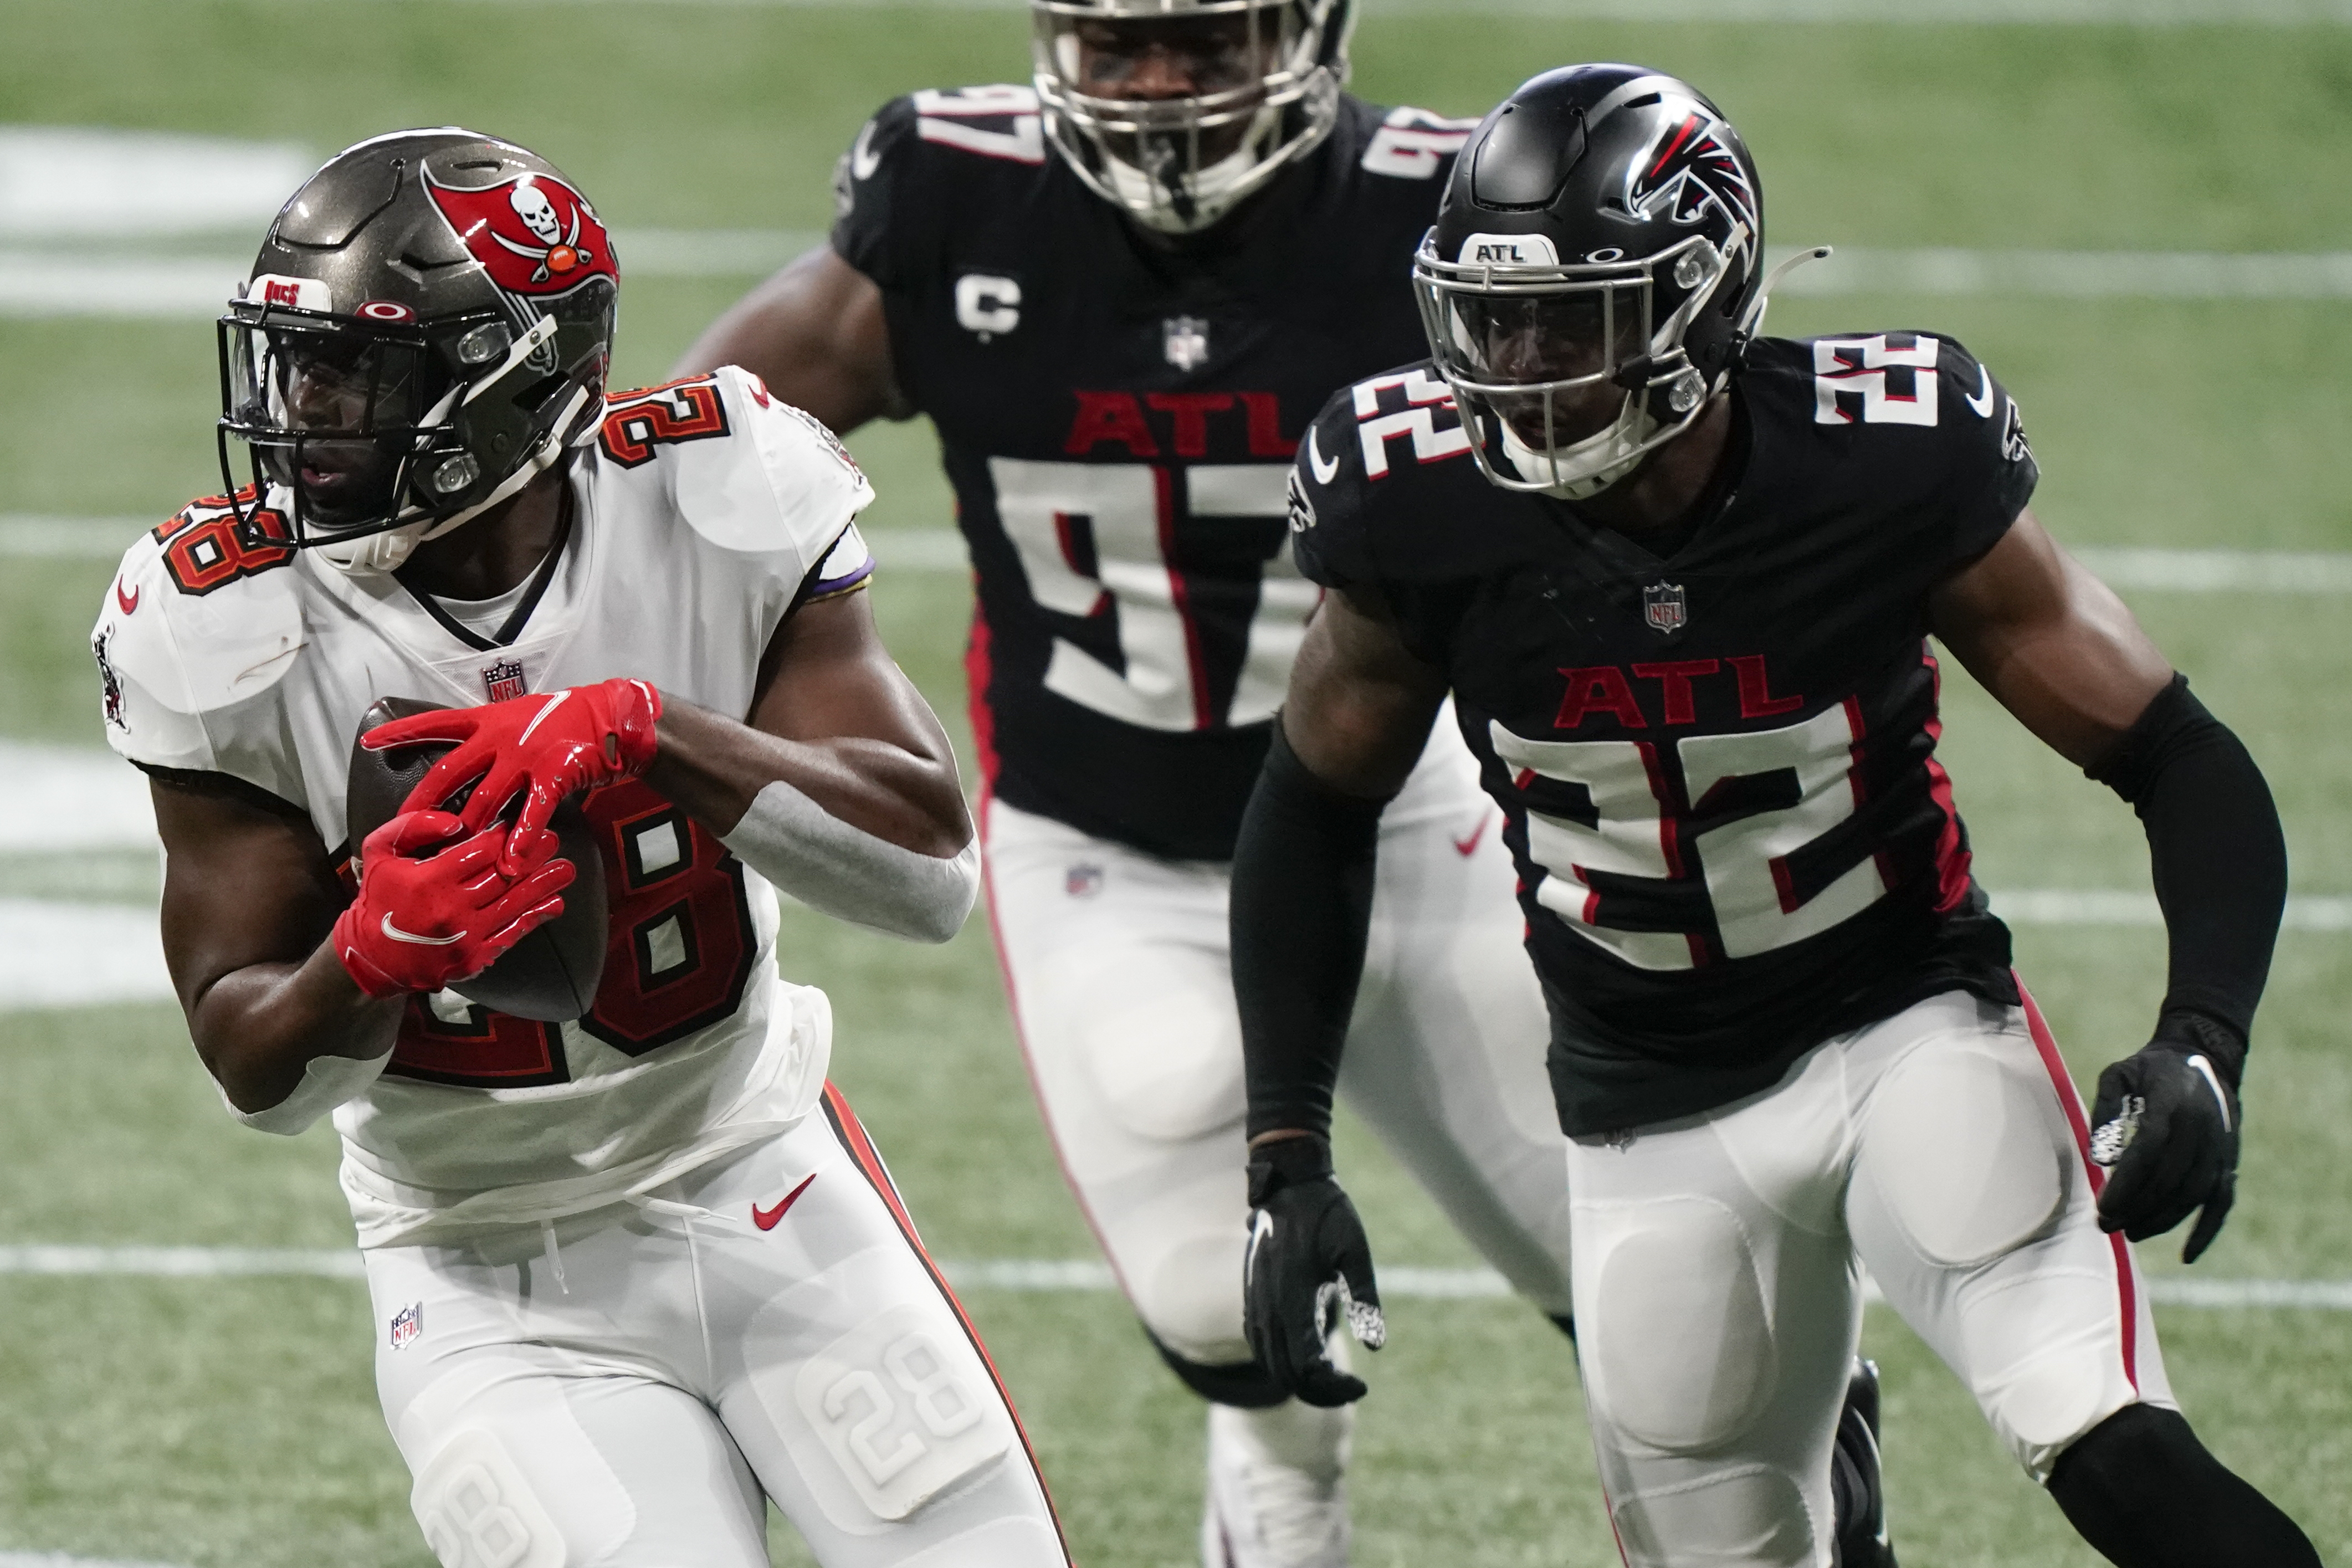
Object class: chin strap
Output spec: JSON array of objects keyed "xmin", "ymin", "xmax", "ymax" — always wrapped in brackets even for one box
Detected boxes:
[{"xmin": 317, "ymin": 383, "xmax": 597, "ymax": 576}]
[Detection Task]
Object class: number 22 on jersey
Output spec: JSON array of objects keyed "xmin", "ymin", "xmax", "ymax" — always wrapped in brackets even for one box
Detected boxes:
[{"xmin": 1493, "ymin": 700, "xmax": 1890, "ymax": 972}]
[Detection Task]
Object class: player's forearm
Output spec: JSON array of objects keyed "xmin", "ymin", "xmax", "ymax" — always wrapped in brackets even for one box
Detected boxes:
[
  {"xmin": 2088, "ymin": 674, "xmax": 2287, "ymax": 1060},
  {"xmin": 648, "ymin": 697, "xmax": 977, "ymax": 942},
  {"xmin": 189, "ymin": 942, "xmax": 399, "ymax": 1119},
  {"xmin": 1232, "ymin": 721, "xmax": 1389, "ymax": 1141}
]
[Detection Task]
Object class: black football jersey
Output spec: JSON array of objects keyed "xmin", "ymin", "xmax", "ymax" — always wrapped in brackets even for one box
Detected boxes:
[
  {"xmin": 1290, "ymin": 335, "xmax": 2040, "ymax": 1134},
  {"xmin": 831, "ymin": 85, "xmax": 1477, "ymax": 859}
]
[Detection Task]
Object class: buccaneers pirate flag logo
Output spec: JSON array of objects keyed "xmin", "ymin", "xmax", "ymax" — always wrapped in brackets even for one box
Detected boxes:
[{"xmin": 424, "ymin": 171, "xmax": 618, "ymax": 298}]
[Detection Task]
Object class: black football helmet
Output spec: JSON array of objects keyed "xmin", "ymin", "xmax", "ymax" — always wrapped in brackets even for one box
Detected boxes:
[
  {"xmin": 1413, "ymin": 65, "xmax": 1817, "ymax": 498},
  {"xmin": 1032, "ymin": 0, "xmax": 1355, "ymax": 234},
  {"xmin": 217, "ymin": 129, "xmax": 618, "ymax": 573}
]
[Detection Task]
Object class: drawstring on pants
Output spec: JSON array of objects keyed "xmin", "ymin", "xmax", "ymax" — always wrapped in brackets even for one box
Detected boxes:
[{"xmin": 540, "ymin": 1219, "xmax": 569, "ymax": 1294}]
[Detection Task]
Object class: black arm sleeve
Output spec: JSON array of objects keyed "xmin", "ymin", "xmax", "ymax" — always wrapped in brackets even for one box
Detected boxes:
[
  {"xmin": 1232, "ymin": 723, "xmax": 1392, "ymax": 1141},
  {"xmin": 2087, "ymin": 674, "xmax": 2287, "ymax": 1078}
]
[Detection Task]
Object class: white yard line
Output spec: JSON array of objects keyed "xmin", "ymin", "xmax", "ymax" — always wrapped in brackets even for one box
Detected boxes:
[
  {"xmin": 0, "ymin": 900, "xmax": 173, "ymax": 1011},
  {"xmin": 11, "ymin": 244, "xmax": 2352, "ymax": 317},
  {"xmin": 9, "ymin": 886, "xmax": 2343, "ymax": 1016},
  {"xmin": 0, "ymin": 1554, "xmax": 191, "ymax": 1568},
  {"xmin": 1994, "ymin": 890, "xmax": 2352, "ymax": 930},
  {"xmin": 2069, "ymin": 547, "xmax": 2352, "ymax": 593},
  {"xmin": 2, "ymin": 1244, "xmax": 2345, "ymax": 1309},
  {"xmin": 376, "ymin": 0, "xmax": 2352, "ymax": 21},
  {"xmin": 1772, "ymin": 246, "xmax": 2352, "ymax": 299},
  {"xmin": 11, "ymin": 516, "xmax": 2352, "ymax": 592}
]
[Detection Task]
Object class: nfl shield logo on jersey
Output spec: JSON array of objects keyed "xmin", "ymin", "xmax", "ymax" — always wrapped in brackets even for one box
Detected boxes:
[
  {"xmin": 481, "ymin": 658, "xmax": 527, "ymax": 704},
  {"xmin": 1644, "ymin": 581, "xmax": 1688, "ymax": 635},
  {"xmin": 1065, "ymin": 863, "xmax": 1104, "ymax": 898},
  {"xmin": 389, "ymin": 1301, "xmax": 423, "ymax": 1350},
  {"xmin": 1163, "ymin": 316, "xmax": 1211, "ymax": 372}
]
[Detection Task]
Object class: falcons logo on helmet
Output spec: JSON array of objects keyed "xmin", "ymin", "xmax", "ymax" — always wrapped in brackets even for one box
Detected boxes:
[{"xmin": 1626, "ymin": 111, "xmax": 1757, "ymax": 230}]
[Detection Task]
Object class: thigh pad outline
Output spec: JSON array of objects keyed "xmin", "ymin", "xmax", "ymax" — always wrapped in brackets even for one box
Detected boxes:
[
  {"xmin": 775, "ymin": 1299, "xmax": 1016, "ymax": 1526},
  {"xmin": 1590, "ymin": 1197, "xmax": 1776, "ymax": 1455},
  {"xmin": 412, "ymin": 1427, "xmax": 567, "ymax": 1568},
  {"xmin": 1033, "ymin": 942, "xmax": 1244, "ymax": 1144},
  {"xmin": 1861, "ymin": 1041, "xmax": 2069, "ymax": 1269}
]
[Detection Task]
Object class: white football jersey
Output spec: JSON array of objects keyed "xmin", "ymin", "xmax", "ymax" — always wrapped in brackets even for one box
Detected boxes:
[{"xmin": 93, "ymin": 367, "xmax": 880, "ymax": 1248}]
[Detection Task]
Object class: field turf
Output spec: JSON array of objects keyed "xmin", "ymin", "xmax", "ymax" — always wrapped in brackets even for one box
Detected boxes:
[{"xmin": 3, "ymin": 4, "xmax": 2350, "ymax": 1565}]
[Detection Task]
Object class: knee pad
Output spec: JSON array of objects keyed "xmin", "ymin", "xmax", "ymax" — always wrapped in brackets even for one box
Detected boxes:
[
  {"xmin": 1611, "ymin": 1467, "xmax": 1815, "ymax": 1568},
  {"xmin": 412, "ymin": 1428, "xmax": 566, "ymax": 1568},
  {"xmin": 1862, "ymin": 1043, "xmax": 2068, "ymax": 1268},
  {"xmin": 1148, "ymin": 1329, "xmax": 1288, "ymax": 1410},
  {"xmin": 1589, "ymin": 1198, "xmax": 1774, "ymax": 1455},
  {"xmin": 1130, "ymin": 1223, "xmax": 1252, "ymax": 1367}
]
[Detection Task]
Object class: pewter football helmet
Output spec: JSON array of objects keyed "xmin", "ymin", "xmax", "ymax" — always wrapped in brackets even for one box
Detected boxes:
[{"xmin": 217, "ymin": 128, "xmax": 617, "ymax": 573}]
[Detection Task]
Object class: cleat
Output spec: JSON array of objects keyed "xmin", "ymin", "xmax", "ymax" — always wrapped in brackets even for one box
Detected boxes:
[
  {"xmin": 1202, "ymin": 1401, "xmax": 1351, "ymax": 1568},
  {"xmin": 1831, "ymin": 1357, "xmax": 1898, "ymax": 1568}
]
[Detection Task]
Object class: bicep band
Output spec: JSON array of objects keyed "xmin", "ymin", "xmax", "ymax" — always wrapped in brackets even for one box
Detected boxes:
[
  {"xmin": 721, "ymin": 778, "xmax": 978, "ymax": 944},
  {"xmin": 221, "ymin": 1047, "xmax": 391, "ymax": 1136}
]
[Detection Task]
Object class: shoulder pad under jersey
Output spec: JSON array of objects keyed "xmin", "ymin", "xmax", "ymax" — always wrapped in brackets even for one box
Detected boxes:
[
  {"xmin": 1756, "ymin": 330, "xmax": 2039, "ymax": 558},
  {"xmin": 832, "ymin": 86, "xmax": 1046, "ymax": 286},
  {"xmin": 92, "ymin": 490, "xmax": 306, "ymax": 775},
  {"xmin": 1287, "ymin": 362, "xmax": 1477, "ymax": 590},
  {"xmin": 591, "ymin": 365, "xmax": 874, "ymax": 578}
]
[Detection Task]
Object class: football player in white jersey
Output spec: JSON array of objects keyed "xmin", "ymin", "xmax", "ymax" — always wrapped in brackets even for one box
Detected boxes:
[
  {"xmin": 677, "ymin": 6, "xmax": 1892, "ymax": 1566},
  {"xmin": 90, "ymin": 129, "xmax": 1070, "ymax": 1568}
]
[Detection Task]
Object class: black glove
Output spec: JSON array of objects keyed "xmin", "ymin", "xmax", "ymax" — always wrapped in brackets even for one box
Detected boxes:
[
  {"xmin": 1243, "ymin": 1134, "xmax": 1386, "ymax": 1407},
  {"xmin": 2090, "ymin": 1012, "xmax": 2243, "ymax": 1264}
]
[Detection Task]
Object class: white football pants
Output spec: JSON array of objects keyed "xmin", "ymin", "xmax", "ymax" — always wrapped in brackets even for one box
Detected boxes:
[
  {"xmin": 1571, "ymin": 987, "xmax": 2173, "ymax": 1568},
  {"xmin": 364, "ymin": 1088, "xmax": 1069, "ymax": 1568},
  {"xmin": 982, "ymin": 713, "xmax": 1573, "ymax": 1371}
]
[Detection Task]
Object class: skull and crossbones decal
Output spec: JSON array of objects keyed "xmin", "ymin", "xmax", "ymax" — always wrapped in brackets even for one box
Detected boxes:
[{"xmin": 493, "ymin": 180, "xmax": 597, "ymax": 284}]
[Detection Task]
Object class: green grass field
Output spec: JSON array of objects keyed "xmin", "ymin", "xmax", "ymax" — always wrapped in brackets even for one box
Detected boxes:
[{"xmin": 4, "ymin": 3, "xmax": 2351, "ymax": 1565}]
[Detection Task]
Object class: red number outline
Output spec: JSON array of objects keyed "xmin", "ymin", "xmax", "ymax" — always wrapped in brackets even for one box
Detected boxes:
[{"xmin": 598, "ymin": 377, "xmax": 731, "ymax": 469}]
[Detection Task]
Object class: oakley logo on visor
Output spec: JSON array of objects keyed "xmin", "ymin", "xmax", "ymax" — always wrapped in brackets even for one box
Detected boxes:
[
  {"xmin": 1458, "ymin": 233, "xmax": 1560, "ymax": 266},
  {"xmin": 247, "ymin": 273, "xmax": 333, "ymax": 312}
]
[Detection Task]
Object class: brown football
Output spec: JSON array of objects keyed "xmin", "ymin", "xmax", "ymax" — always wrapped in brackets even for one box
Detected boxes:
[{"xmin": 345, "ymin": 696, "xmax": 608, "ymax": 1023}]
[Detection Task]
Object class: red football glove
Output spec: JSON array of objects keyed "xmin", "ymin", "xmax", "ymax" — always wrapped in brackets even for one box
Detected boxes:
[
  {"xmin": 365, "ymin": 678, "xmax": 662, "ymax": 872},
  {"xmin": 331, "ymin": 811, "xmax": 575, "ymax": 1000}
]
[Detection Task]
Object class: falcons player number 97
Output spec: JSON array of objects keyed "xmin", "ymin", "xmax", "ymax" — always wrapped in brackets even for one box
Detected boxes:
[
  {"xmin": 90, "ymin": 130, "xmax": 1073, "ymax": 1567},
  {"xmin": 678, "ymin": 6, "xmax": 1897, "ymax": 1566},
  {"xmin": 1233, "ymin": 64, "xmax": 2320, "ymax": 1568}
]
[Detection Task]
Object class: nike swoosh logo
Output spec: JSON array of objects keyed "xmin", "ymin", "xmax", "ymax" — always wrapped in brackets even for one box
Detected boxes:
[
  {"xmin": 851, "ymin": 120, "xmax": 882, "ymax": 181},
  {"xmin": 1307, "ymin": 425, "xmax": 1339, "ymax": 485},
  {"xmin": 752, "ymin": 1172, "xmax": 818, "ymax": 1231},
  {"xmin": 515, "ymin": 690, "xmax": 570, "ymax": 746},
  {"xmin": 115, "ymin": 578, "xmax": 140, "ymax": 615},
  {"xmin": 1964, "ymin": 363, "xmax": 1995, "ymax": 418},
  {"xmin": 1451, "ymin": 812, "xmax": 1492, "ymax": 857},
  {"xmin": 380, "ymin": 914, "xmax": 463, "ymax": 946},
  {"xmin": 2186, "ymin": 1053, "xmax": 2234, "ymax": 1133}
]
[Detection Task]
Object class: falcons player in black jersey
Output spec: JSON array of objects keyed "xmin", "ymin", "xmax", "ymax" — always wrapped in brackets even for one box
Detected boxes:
[
  {"xmin": 682, "ymin": 11, "xmax": 1889, "ymax": 1564},
  {"xmin": 1234, "ymin": 63, "xmax": 2319, "ymax": 1568}
]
